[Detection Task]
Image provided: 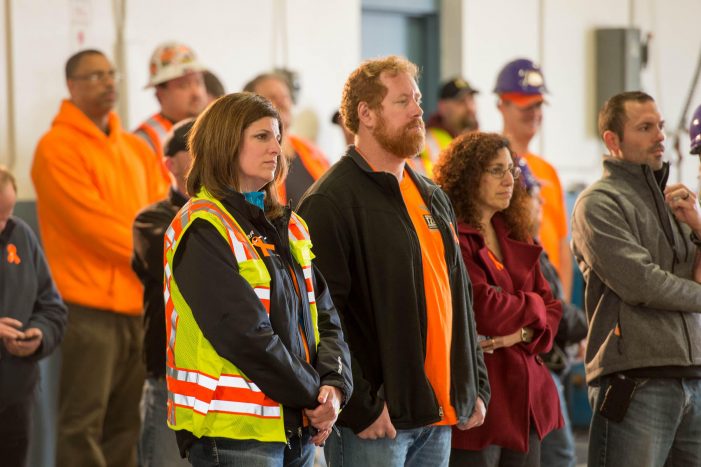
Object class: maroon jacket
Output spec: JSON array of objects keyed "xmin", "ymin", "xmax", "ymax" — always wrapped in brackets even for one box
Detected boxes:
[{"xmin": 452, "ymin": 214, "xmax": 562, "ymax": 452}]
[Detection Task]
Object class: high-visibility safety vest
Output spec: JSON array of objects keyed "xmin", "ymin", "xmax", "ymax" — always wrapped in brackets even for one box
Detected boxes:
[
  {"xmin": 134, "ymin": 113, "xmax": 173, "ymax": 183},
  {"xmin": 135, "ymin": 113, "xmax": 173, "ymax": 157},
  {"xmin": 412, "ymin": 127, "xmax": 453, "ymax": 179},
  {"xmin": 163, "ymin": 189, "xmax": 320, "ymax": 442}
]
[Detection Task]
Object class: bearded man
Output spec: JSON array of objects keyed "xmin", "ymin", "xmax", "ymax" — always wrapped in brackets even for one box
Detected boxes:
[{"xmin": 297, "ymin": 56, "xmax": 490, "ymax": 467}]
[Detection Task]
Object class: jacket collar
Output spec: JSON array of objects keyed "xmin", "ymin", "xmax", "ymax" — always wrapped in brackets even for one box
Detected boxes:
[
  {"xmin": 458, "ymin": 214, "xmax": 542, "ymax": 290},
  {"xmin": 602, "ymin": 156, "xmax": 670, "ymax": 191},
  {"xmin": 0, "ymin": 217, "xmax": 15, "ymax": 245},
  {"xmin": 53, "ymin": 100, "xmax": 122, "ymax": 142},
  {"xmin": 346, "ymin": 145, "xmax": 438, "ymax": 204}
]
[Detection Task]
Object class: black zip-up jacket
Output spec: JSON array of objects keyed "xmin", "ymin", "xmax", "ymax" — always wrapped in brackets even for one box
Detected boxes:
[
  {"xmin": 1, "ymin": 217, "xmax": 67, "ymax": 406},
  {"xmin": 132, "ymin": 188, "xmax": 187, "ymax": 378},
  {"xmin": 298, "ymin": 147, "xmax": 490, "ymax": 433},
  {"xmin": 171, "ymin": 191, "xmax": 352, "ymax": 451}
]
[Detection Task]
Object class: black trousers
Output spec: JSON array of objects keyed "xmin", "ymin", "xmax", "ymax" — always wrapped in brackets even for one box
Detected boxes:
[{"xmin": 0, "ymin": 396, "xmax": 33, "ymax": 467}]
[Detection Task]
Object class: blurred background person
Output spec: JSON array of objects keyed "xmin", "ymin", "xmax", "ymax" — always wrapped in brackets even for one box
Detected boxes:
[
  {"xmin": 517, "ymin": 157, "xmax": 587, "ymax": 467},
  {"xmin": 411, "ymin": 77, "xmax": 479, "ymax": 178},
  {"xmin": 164, "ymin": 93, "xmax": 352, "ymax": 465},
  {"xmin": 331, "ymin": 110, "xmax": 354, "ymax": 146},
  {"xmin": 0, "ymin": 166, "xmax": 67, "ymax": 467},
  {"xmin": 495, "ymin": 58, "xmax": 573, "ymax": 301},
  {"xmin": 203, "ymin": 70, "xmax": 226, "ymax": 104},
  {"xmin": 32, "ymin": 49, "xmax": 166, "ymax": 467},
  {"xmin": 132, "ymin": 119, "xmax": 195, "ymax": 467},
  {"xmin": 244, "ymin": 73, "xmax": 330, "ymax": 206},
  {"xmin": 435, "ymin": 132, "xmax": 562, "ymax": 467},
  {"xmin": 134, "ymin": 41, "xmax": 207, "ymax": 165},
  {"xmin": 690, "ymin": 103, "xmax": 701, "ymax": 192}
]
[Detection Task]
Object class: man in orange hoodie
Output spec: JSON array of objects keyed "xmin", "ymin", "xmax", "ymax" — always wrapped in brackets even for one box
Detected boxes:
[{"xmin": 31, "ymin": 49, "xmax": 167, "ymax": 467}]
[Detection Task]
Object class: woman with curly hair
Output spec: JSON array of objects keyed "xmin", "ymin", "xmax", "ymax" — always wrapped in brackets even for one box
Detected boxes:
[{"xmin": 435, "ymin": 132, "xmax": 562, "ymax": 467}]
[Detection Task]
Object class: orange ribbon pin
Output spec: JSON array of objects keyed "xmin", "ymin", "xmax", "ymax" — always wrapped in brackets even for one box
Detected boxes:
[
  {"xmin": 6, "ymin": 243, "xmax": 21, "ymax": 265},
  {"xmin": 251, "ymin": 236, "xmax": 276, "ymax": 257}
]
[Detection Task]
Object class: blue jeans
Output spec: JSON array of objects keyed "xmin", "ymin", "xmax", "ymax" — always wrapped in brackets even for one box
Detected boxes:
[
  {"xmin": 324, "ymin": 425, "xmax": 451, "ymax": 467},
  {"xmin": 541, "ymin": 371, "xmax": 576, "ymax": 467},
  {"xmin": 187, "ymin": 433, "xmax": 315, "ymax": 467},
  {"xmin": 588, "ymin": 376, "xmax": 701, "ymax": 467},
  {"xmin": 138, "ymin": 376, "xmax": 189, "ymax": 467}
]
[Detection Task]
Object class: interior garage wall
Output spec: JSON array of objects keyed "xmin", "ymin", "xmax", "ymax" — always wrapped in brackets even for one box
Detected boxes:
[{"xmin": 0, "ymin": 0, "xmax": 361, "ymax": 200}]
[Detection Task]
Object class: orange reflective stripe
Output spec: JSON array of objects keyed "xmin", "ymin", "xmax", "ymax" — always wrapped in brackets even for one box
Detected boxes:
[{"xmin": 138, "ymin": 113, "xmax": 173, "ymax": 156}]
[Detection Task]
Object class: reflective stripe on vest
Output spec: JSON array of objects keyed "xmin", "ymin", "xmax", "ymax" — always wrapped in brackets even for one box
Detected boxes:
[
  {"xmin": 288, "ymin": 212, "xmax": 320, "ymax": 346},
  {"xmin": 163, "ymin": 191, "xmax": 318, "ymax": 441},
  {"xmin": 136, "ymin": 113, "xmax": 173, "ymax": 156}
]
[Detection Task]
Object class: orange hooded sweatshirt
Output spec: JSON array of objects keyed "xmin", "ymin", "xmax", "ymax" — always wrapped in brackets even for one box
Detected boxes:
[{"xmin": 32, "ymin": 100, "xmax": 168, "ymax": 314}]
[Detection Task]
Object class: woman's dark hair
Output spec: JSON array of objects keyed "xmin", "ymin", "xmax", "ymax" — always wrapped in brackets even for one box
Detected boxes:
[
  {"xmin": 434, "ymin": 131, "xmax": 531, "ymax": 241},
  {"xmin": 187, "ymin": 92, "xmax": 287, "ymax": 218}
]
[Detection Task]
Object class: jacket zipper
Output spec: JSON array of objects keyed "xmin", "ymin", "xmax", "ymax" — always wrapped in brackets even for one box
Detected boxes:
[
  {"xmin": 392, "ymin": 173, "xmax": 448, "ymax": 421},
  {"xmin": 641, "ymin": 166, "xmax": 693, "ymax": 360}
]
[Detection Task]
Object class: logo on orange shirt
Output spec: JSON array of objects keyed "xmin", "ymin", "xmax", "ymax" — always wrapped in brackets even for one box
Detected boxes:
[{"xmin": 423, "ymin": 214, "xmax": 438, "ymax": 230}]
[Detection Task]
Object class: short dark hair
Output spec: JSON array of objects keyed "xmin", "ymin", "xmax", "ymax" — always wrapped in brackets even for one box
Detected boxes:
[
  {"xmin": 203, "ymin": 71, "xmax": 225, "ymax": 99},
  {"xmin": 598, "ymin": 91, "xmax": 654, "ymax": 141},
  {"xmin": 164, "ymin": 119, "xmax": 195, "ymax": 157},
  {"xmin": 242, "ymin": 73, "xmax": 289, "ymax": 94},
  {"xmin": 65, "ymin": 49, "xmax": 104, "ymax": 80}
]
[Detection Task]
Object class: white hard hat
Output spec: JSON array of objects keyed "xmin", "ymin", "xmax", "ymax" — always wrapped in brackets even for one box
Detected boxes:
[{"xmin": 147, "ymin": 42, "xmax": 206, "ymax": 88}]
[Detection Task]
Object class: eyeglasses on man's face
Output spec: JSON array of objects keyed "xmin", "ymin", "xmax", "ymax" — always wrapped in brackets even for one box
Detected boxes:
[
  {"xmin": 484, "ymin": 165, "xmax": 521, "ymax": 180},
  {"xmin": 71, "ymin": 69, "xmax": 121, "ymax": 84}
]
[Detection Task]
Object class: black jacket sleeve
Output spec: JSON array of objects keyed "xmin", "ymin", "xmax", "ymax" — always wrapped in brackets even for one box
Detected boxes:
[
  {"xmin": 310, "ymin": 264, "xmax": 353, "ymax": 405},
  {"xmin": 298, "ymin": 193, "xmax": 383, "ymax": 432},
  {"xmin": 173, "ymin": 219, "xmax": 320, "ymax": 409},
  {"xmin": 26, "ymin": 227, "xmax": 67, "ymax": 362}
]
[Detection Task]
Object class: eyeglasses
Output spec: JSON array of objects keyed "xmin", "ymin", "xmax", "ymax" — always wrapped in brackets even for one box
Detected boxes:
[
  {"xmin": 70, "ymin": 70, "xmax": 121, "ymax": 84},
  {"xmin": 484, "ymin": 166, "xmax": 521, "ymax": 180}
]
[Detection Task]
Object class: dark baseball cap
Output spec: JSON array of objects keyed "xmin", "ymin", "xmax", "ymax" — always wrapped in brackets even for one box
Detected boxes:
[
  {"xmin": 439, "ymin": 78, "xmax": 479, "ymax": 100},
  {"xmin": 164, "ymin": 119, "xmax": 195, "ymax": 157}
]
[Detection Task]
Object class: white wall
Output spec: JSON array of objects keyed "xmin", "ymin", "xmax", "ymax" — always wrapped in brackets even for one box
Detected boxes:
[
  {"xmin": 457, "ymin": 0, "xmax": 701, "ymax": 190},
  {"xmin": 1, "ymin": 0, "xmax": 361, "ymax": 199},
  {"xmin": 2, "ymin": 0, "xmax": 701, "ymax": 199}
]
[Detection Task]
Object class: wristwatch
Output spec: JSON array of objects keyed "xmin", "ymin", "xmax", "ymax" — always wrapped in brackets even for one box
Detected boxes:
[{"xmin": 520, "ymin": 327, "xmax": 534, "ymax": 343}]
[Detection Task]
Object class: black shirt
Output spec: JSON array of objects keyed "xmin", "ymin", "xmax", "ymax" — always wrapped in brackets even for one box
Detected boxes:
[
  {"xmin": 132, "ymin": 187, "xmax": 187, "ymax": 377},
  {"xmin": 285, "ymin": 153, "xmax": 315, "ymax": 208}
]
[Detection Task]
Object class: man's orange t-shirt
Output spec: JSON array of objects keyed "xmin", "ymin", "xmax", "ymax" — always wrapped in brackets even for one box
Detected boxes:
[
  {"xmin": 522, "ymin": 152, "xmax": 567, "ymax": 275},
  {"xmin": 400, "ymin": 171, "xmax": 457, "ymax": 426}
]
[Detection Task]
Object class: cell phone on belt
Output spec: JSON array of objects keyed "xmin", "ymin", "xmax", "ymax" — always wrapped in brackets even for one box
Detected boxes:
[{"xmin": 598, "ymin": 374, "xmax": 637, "ymax": 422}]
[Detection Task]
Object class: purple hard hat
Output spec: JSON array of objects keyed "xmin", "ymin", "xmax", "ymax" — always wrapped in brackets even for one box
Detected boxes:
[
  {"xmin": 494, "ymin": 58, "xmax": 548, "ymax": 95},
  {"xmin": 690, "ymin": 104, "xmax": 701, "ymax": 155}
]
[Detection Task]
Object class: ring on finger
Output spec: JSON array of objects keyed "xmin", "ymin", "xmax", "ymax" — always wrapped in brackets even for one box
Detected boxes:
[{"xmin": 682, "ymin": 191, "xmax": 690, "ymax": 200}]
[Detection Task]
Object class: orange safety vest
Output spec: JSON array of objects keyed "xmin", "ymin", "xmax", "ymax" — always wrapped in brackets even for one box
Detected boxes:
[
  {"xmin": 278, "ymin": 135, "xmax": 330, "ymax": 204},
  {"xmin": 135, "ymin": 113, "xmax": 173, "ymax": 156}
]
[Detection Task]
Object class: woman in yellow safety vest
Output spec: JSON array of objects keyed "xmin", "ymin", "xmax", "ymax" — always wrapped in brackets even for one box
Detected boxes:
[{"xmin": 163, "ymin": 92, "xmax": 352, "ymax": 466}]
